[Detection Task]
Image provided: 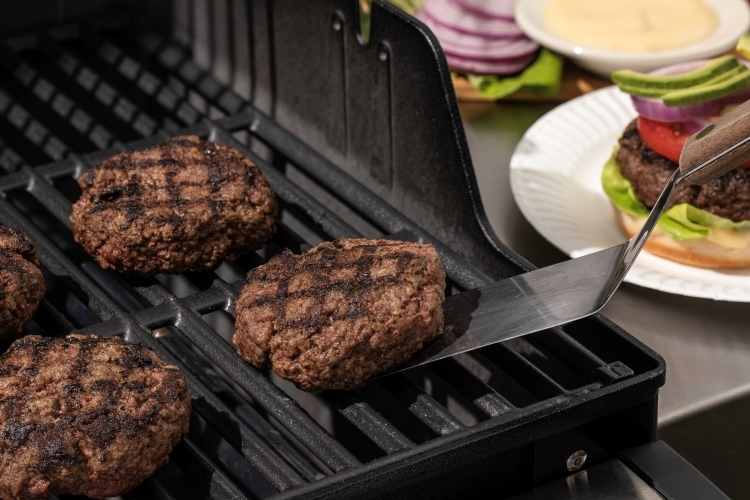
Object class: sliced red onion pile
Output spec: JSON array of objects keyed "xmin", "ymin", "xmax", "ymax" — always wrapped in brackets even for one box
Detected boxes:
[
  {"xmin": 452, "ymin": 0, "xmax": 515, "ymax": 20},
  {"xmin": 631, "ymin": 60, "xmax": 750, "ymax": 122},
  {"xmin": 418, "ymin": 0, "xmax": 538, "ymax": 75}
]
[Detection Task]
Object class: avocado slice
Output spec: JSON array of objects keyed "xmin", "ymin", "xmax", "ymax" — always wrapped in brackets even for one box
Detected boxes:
[
  {"xmin": 612, "ymin": 55, "xmax": 739, "ymax": 90},
  {"xmin": 662, "ymin": 68, "xmax": 750, "ymax": 107},
  {"xmin": 616, "ymin": 84, "xmax": 670, "ymax": 98},
  {"xmin": 615, "ymin": 66, "xmax": 749, "ymax": 100},
  {"xmin": 737, "ymin": 34, "xmax": 750, "ymax": 60},
  {"xmin": 693, "ymin": 65, "xmax": 748, "ymax": 88}
]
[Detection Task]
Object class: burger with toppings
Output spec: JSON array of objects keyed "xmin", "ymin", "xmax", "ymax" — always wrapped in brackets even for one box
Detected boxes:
[{"xmin": 604, "ymin": 54, "xmax": 750, "ymax": 267}]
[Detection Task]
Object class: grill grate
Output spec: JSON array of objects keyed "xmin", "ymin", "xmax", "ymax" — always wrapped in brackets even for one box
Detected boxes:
[{"xmin": 0, "ymin": 12, "xmax": 664, "ymax": 500}]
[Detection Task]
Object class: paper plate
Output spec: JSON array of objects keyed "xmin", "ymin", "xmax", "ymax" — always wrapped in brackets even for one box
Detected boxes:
[{"xmin": 510, "ymin": 86, "xmax": 750, "ymax": 302}]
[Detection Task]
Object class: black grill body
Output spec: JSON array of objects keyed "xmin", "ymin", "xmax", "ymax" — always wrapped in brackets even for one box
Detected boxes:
[{"xmin": 0, "ymin": 1, "xmax": 665, "ymax": 499}]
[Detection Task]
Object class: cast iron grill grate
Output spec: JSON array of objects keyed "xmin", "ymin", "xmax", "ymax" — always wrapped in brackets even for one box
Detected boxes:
[{"xmin": 0, "ymin": 12, "xmax": 664, "ymax": 500}]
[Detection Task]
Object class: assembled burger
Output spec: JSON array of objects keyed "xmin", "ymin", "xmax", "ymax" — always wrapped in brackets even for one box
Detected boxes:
[{"xmin": 605, "ymin": 55, "xmax": 750, "ymax": 268}]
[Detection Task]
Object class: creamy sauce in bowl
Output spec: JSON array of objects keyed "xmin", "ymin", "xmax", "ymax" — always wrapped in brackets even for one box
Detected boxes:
[{"xmin": 543, "ymin": 0, "xmax": 718, "ymax": 53}]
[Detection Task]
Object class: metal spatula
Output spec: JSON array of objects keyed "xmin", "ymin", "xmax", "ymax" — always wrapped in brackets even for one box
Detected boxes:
[{"xmin": 396, "ymin": 98, "xmax": 750, "ymax": 372}]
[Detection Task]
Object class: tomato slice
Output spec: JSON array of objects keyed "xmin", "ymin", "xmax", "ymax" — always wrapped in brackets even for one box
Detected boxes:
[
  {"xmin": 637, "ymin": 116, "xmax": 688, "ymax": 163},
  {"xmin": 638, "ymin": 116, "xmax": 750, "ymax": 168}
]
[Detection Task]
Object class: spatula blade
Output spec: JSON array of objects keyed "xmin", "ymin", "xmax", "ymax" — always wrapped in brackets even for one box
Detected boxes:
[{"xmin": 392, "ymin": 244, "xmax": 625, "ymax": 372}]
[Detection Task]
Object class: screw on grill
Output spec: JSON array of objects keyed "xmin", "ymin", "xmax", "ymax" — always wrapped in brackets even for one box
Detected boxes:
[{"xmin": 566, "ymin": 450, "xmax": 588, "ymax": 472}]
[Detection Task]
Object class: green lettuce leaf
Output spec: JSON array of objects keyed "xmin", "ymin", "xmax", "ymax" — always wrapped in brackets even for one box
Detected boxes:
[
  {"xmin": 388, "ymin": 0, "xmax": 422, "ymax": 14},
  {"xmin": 601, "ymin": 148, "xmax": 649, "ymax": 217},
  {"xmin": 601, "ymin": 148, "xmax": 750, "ymax": 241},
  {"xmin": 658, "ymin": 209, "xmax": 710, "ymax": 241},
  {"xmin": 466, "ymin": 49, "xmax": 564, "ymax": 100},
  {"xmin": 673, "ymin": 203, "xmax": 750, "ymax": 231}
]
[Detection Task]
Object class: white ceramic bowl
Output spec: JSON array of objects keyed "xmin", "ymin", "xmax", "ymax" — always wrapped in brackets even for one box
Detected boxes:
[{"xmin": 515, "ymin": 0, "xmax": 750, "ymax": 77}]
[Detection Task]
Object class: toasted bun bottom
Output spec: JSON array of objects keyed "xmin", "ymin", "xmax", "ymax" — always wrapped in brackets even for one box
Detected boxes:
[{"xmin": 613, "ymin": 205, "xmax": 750, "ymax": 268}]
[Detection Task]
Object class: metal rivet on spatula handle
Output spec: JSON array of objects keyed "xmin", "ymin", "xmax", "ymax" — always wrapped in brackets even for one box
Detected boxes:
[{"xmin": 696, "ymin": 124, "xmax": 715, "ymax": 139}]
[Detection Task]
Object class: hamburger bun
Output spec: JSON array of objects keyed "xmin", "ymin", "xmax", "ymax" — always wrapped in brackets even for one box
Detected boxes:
[{"xmin": 613, "ymin": 205, "xmax": 750, "ymax": 268}]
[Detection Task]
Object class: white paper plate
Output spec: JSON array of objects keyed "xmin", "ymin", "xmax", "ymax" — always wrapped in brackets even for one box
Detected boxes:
[
  {"xmin": 515, "ymin": 0, "xmax": 750, "ymax": 77},
  {"xmin": 509, "ymin": 86, "xmax": 750, "ymax": 302}
]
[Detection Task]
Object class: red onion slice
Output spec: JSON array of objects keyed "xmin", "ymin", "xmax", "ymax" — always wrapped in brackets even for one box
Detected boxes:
[
  {"xmin": 450, "ymin": 0, "xmax": 515, "ymax": 20},
  {"xmin": 421, "ymin": 0, "xmax": 524, "ymax": 39},
  {"xmin": 631, "ymin": 60, "xmax": 750, "ymax": 122},
  {"xmin": 417, "ymin": 12, "xmax": 538, "ymax": 61},
  {"xmin": 633, "ymin": 96, "xmax": 723, "ymax": 122},
  {"xmin": 443, "ymin": 45, "xmax": 538, "ymax": 64},
  {"xmin": 445, "ymin": 52, "xmax": 536, "ymax": 75},
  {"xmin": 682, "ymin": 119, "xmax": 712, "ymax": 135}
]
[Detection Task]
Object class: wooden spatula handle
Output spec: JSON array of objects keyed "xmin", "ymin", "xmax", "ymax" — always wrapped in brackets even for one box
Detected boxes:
[{"xmin": 680, "ymin": 98, "xmax": 750, "ymax": 184}]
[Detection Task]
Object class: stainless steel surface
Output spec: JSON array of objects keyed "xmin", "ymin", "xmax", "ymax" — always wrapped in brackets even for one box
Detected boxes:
[
  {"xmin": 399, "ymin": 163, "xmax": 683, "ymax": 371},
  {"xmin": 461, "ymin": 100, "xmax": 748, "ymax": 499},
  {"xmin": 508, "ymin": 459, "xmax": 663, "ymax": 500},
  {"xmin": 567, "ymin": 450, "xmax": 588, "ymax": 472}
]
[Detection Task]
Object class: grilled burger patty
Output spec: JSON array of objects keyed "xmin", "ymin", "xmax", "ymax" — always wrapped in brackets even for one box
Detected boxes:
[
  {"xmin": 70, "ymin": 135, "xmax": 278, "ymax": 276},
  {"xmin": 617, "ymin": 119, "xmax": 750, "ymax": 222},
  {"xmin": 0, "ymin": 225, "xmax": 45, "ymax": 339},
  {"xmin": 0, "ymin": 334, "xmax": 190, "ymax": 500},
  {"xmin": 234, "ymin": 239, "xmax": 446, "ymax": 392}
]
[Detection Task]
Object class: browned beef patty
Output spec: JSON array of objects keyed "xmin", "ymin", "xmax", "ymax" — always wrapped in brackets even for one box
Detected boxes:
[
  {"xmin": 70, "ymin": 135, "xmax": 278, "ymax": 276},
  {"xmin": 617, "ymin": 119, "xmax": 750, "ymax": 221},
  {"xmin": 0, "ymin": 225, "xmax": 44, "ymax": 339},
  {"xmin": 233, "ymin": 239, "xmax": 446, "ymax": 392},
  {"xmin": 0, "ymin": 334, "xmax": 190, "ymax": 500}
]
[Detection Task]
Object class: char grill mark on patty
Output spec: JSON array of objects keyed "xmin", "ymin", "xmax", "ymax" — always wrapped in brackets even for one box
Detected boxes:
[
  {"xmin": 0, "ymin": 334, "xmax": 190, "ymax": 500},
  {"xmin": 245, "ymin": 245, "xmax": 420, "ymax": 327},
  {"xmin": 234, "ymin": 238, "xmax": 446, "ymax": 392},
  {"xmin": 70, "ymin": 135, "xmax": 278, "ymax": 276},
  {"xmin": 0, "ymin": 225, "xmax": 45, "ymax": 340},
  {"xmin": 617, "ymin": 119, "xmax": 750, "ymax": 222}
]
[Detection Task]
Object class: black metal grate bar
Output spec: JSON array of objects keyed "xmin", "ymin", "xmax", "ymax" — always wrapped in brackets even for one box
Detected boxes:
[
  {"xmin": 127, "ymin": 477, "xmax": 178, "ymax": 500},
  {"xmin": 156, "ymin": 328, "xmax": 324, "ymax": 484},
  {"xmin": 0, "ymin": 136, "xmax": 25, "ymax": 173},
  {"xmin": 324, "ymin": 391, "xmax": 415, "ymax": 454},
  {"xmin": 0, "ymin": 45, "xmax": 118, "ymax": 152},
  {"xmin": 41, "ymin": 35, "xmax": 199, "ymax": 129},
  {"xmin": 0, "ymin": 88, "xmax": 66, "ymax": 165},
  {"xmin": 172, "ymin": 437, "xmax": 249, "ymax": 500},
  {"xmin": 429, "ymin": 359, "xmax": 515, "ymax": 418},
  {"xmin": 377, "ymin": 375, "xmax": 467, "ymax": 436},
  {"xmin": 31, "ymin": 297, "xmax": 75, "ymax": 334},
  {"xmin": 532, "ymin": 329, "xmax": 633, "ymax": 383}
]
